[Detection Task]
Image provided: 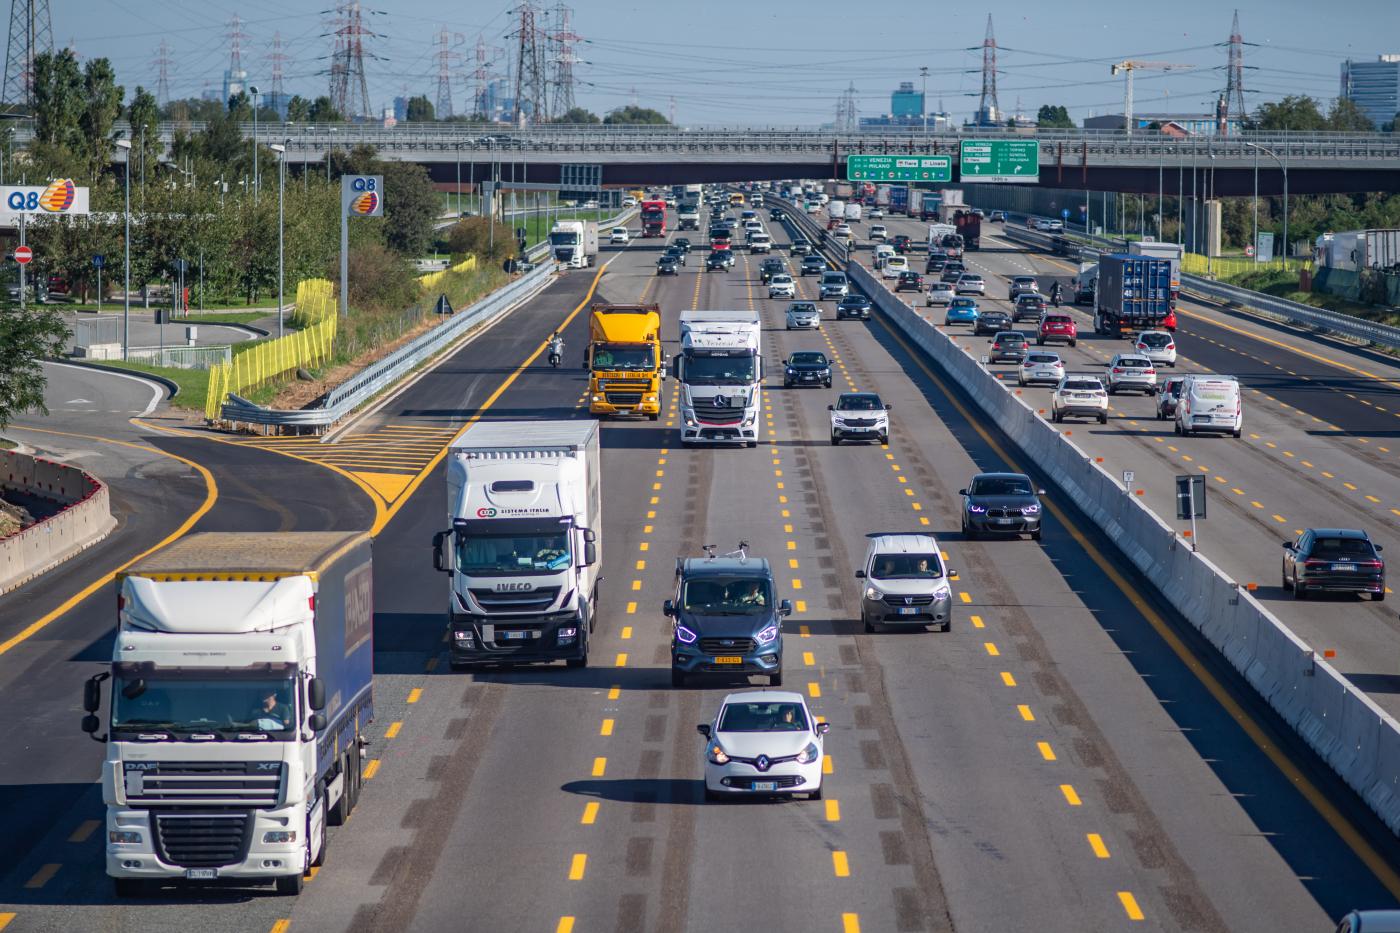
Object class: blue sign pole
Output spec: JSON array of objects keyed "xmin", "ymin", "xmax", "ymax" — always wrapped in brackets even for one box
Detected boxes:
[{"xmin": 93, "ymin": 254, "xmax": 104, "ymax": 314}]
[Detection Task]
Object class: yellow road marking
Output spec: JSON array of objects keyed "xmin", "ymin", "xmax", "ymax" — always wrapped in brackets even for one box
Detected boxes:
[
  {"xmin": 615, "ymin": 653, "xmax": 628, "ymax": 667},
  {"xmin": 1037, "ymin": 741, "xmax": 1057, "ymax": 761},
  {"xmin": 808, "ymin": 682, "xmax": 822, "ymax": 698},
  {"xmin": 842, "ymin": 914, "xmax": 861, "ymax": 933},
  {"xmin": 68, "ymin": 820, "xmax": 100, "ymax": 843},
  {"xmin": 581, "ymin": 801, "xmax": 599, "ymax": 825},
  {"xmin": 1088, "ymin": 833, "xmax": 1110, "ymax": 858},
  {"xmin": 270, "ymin": 922, "xmax": 290, "ymax": 933},
  {"xmin": 984, "ymin": 642, "xmax": 1000, "ymax": 657},
  {"xmin": 600, "ymin": 719, "xmax": 614, "ymax": 736},
  {"xmin": 621, "ymin": 626, "xmax": 633, "ymax": 640},
  {"xmin": 631, "ymin": 580, "xmax": 641, "ymax": 591},
  {"xmin": 1119, "ymin": 891, "xmax": 1145, "ymax": 921},
  {"xmin": 557, "ymin": 919, "xmax": 576, "ymax": 933},
  {"xmin": 607, "ymin": 686, "xmax": 621, "ymax": 700},
  {"xmin": 1017, "ymin": 705, "xmax": 1035, "ymax": 721},
  {"xmin": 1060, "ymin": 784, "xmax": 1081, "ymax": 806},
  {"xmin": 970, "ymin": 614, "xmax": 985, "ymax": 628},
  {"xmin": 406, "ymin": 688, "xmax": 423, "ymax": 704},
  {"xmin": 799, "ymin": 624, "xmax": 811, "ymax": 637},
  {"xmin": 825, "ymin": 799, "xmax": 841, "ymax": 822},
  {"xmin": 591, "ymin": 757, "xmax": 606, "ymax": 777},
  {"xmin": 959, "ymin": 592, "xmax": 972, "ymax": 604},
  {"xmin": 362, "ymin": 759, "xmax": 381, "ymax": 780},
  {"xmin": 832, "ymin": 851, "xmax": 850, "ymax": 877},
  {"xmin": 803, "ymin": 652, "xmax": 815, "ymax": 666},
  {"xmin": 823, "ymin": 756, "xmax": 833, "ymax": 775},
  {"xmin": 568, "ymin": 853, "xmax": 587, "ymax": 880},
  {"xmin": 24, "ymin": 864, "xmax": 59, "ymax": 889},
  {"xmin": 385, "ymin": 722, "xmax": 402, "ymax": 739},
  {"xmin": 1000, "ymin": 672, "xmax": 1016, "ymax": 686}
]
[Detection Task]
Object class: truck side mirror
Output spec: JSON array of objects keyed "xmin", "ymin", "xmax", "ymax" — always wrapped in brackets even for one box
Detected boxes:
[
  {"xmin": 582, "ymin": 528, "xmax": 597, "ymax": 543},
  {"xmin": 83, "ymin": 672, "xmax": 108, "ymax": 712},
  {"xmin": 583, "ymin": 542, "xmax": 598, "ymax": 566},
  {"xmin": 307, "ymin": 712, "xmax": 327, "ymax": 734},
  {"xmin": 433, "ymin": 530, "xmax": 453, "ymax": 575},
  {"xmin": 663, "ymin": 599, "xmax": 675, "ymax": 617},
  {"xmin": 82, "ymin": 714, "xmax": 102, "ymax": 737},
  {"xmin": 778, "ymin": 599, "xmax": 793, "ymax": 616},
  {"xmin": 308, "ymin": 678, "xmax": 326, "ymax": 712}
]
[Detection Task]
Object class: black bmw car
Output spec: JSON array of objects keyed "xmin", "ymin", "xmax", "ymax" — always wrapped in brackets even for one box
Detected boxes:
[{"xmin": 960, "ymin": 472, "xmax": 1044, "ymax": 541}]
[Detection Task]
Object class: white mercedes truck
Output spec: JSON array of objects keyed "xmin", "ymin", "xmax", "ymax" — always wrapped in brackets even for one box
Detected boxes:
[
  {"xmin": 433, "ymin": 420, "xmax": 602, "ymax": 668},
  {"xmin": 87, "ymin": 532, "xmax": 374, "ymax": 898},
  {"xmin": 675, "ymin": 310, "xmax": 763, "ymax": 448},
  {"xmin": 549, "ymin": 219, "xmax": 599, "ymax": 268}
]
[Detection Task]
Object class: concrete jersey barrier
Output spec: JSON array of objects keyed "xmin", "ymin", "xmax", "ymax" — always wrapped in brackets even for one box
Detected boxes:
[
  {"xmin": 842, "ymin": 256, "xmax": 1400, "ymax": 836},
  {"xmin": 0, "ymin": 450, "xmax": 116, "ymax": 594}
]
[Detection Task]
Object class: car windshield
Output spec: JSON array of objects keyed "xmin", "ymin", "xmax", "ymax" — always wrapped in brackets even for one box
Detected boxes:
[
  {"xmin": 112, "ymin": 675, "xmax": 298, "ymax": 736},
  {"xmin": 998, "ymin": 334, "xmax": 1026, "ymax": 345},
  {"xmin": 821, "ymin": 275, "xmax": 845, "ymax": 284},
  {"xmin": 682, "ymin": 577, "xmax": 772, "ymax": 615},
  {"xmin": 837, "ymin": 395, "xmax": 882, "ymax": 411},
  {"xmin": 612, "ymin": 228, "xmax": 627, "ymax": 235},
  {"xmin": 771, "ymin": 276, "xmax": 792, "ymax": 284},
  {"xmin": 549, "ymin": 232, "xmax": 580, "ymax": 245},
  {"xmin": 684, "ymin": 354, "xmax": 757, "ymax": 384},
  {"xmin": 719, "ymin": 701, "xmax": 809, "ymax": 733},
  {"xmin": 971, "ymin": 476, "xmax": 1034, "ymax": 496},
  {"xmin": 592, "ymin": 345, "xmax": 655, "ymax": 371},
  {"xmin": 1310, "ymin": 537, "xmax": 1375, "ymax": 558},
  {"xmin": 457, "ymin": 531, "xmax": 571, "ymax": 574},
  {"xmin": 790, "ymin": 352, "xmax": 827, "ymax": 365},
  {"xmin": 870, "ymin": 553, "xmax": 944, "ymax": 580},
  {"xmin": 1138, "ymin": 334, "xmax": 1171, "ymax": 347}
]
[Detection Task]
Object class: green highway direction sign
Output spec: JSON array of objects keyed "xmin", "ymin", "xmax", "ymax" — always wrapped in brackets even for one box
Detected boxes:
[
  {"xmin": 846, "ymin": 154, "xmax": 952, "ymax": 183},
  {"xmin": 959, "ymin": 139, "xmax": 1041, "ymax": 183}
]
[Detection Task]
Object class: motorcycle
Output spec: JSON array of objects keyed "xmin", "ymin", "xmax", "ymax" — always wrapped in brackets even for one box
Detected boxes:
[{"xmin": 548, "ymin": 348, "xmax": 562, "ymax": 368}]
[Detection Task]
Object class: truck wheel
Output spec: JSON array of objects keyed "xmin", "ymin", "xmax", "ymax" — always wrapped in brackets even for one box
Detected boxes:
[
  {"xmin": 649, "ymin": 413, "xmax": 659, "ymax": 422},
  {"xmin": 113, "ymin": 878, "xmax": 148, "ymax": 898},
  {"xmin": 275, "ymin": 872, "xmax": 305, "ymax": 896},
  {"xmin": 329, "ymin": 748, "xmax": 355, "ymax": 826}
]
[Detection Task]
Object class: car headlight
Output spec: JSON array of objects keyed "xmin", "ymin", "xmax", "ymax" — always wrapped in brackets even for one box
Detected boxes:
[
  {"xmin": 931, "ymin": 583, "xmax": 951, "ymax": 601},
  {"xmin": 1022, "ymin": 504, "xmax": 1041, "ymax": 515},
  {"xmin": 968, "ymin": 503, "xmax": 987, "ymax": 513},
  {"xmin": 796, "ymin": 742, "xmax": 820, "ymax": 765},
  {"xmin": 755, "ymin": 625, "xmax": 778, "ymax": 645},
  {"xmin": 832, "ymin": 418, "xmax": 845, "ymax": 427},
  {"xmin": 786, "ymin": 368, "xmax": 795, "ymax": 374},
  {"xmin": 864, "ymin": 586, "xmax": 880, "ymax": 601},
  {"xmin": 676, "ymin": 624, "xmax": 698, "ymax": 644},
  {"xmin": 707, "ymin": 742, "xmax": 730, "ymax": 764}
]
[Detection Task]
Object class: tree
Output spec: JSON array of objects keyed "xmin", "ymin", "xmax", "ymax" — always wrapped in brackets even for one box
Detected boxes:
[
  {"xmin": 328, "ymin": 144, "xmax": 438, "ymax": 255},
  {"xmin": 1327, "ymin": 98, "xmax": 1375, "ymax": 132},
  {"xmin": 286, "ymin": 95, "xmax": 311, "ymax": 123},
  {"xmin": 405, "ymin": 95, "xmax": 435, "ymax": 122},
  {"xmin": 603, "ymin": 105, "xmax": 668, "ymax": 125},
  {"xmin": 1250, "ymin": 95, "xmax": 1327, "ymax": 131},
  {"xmin": 78, "ymin": 58, "xmax": 124, "ymax": 179},
  {"xmin": 163, "ymin": 97, "xmax": 223, "ymax": 124},
  {"xmin": 1036, "ymin": 105, "xmax": 1073, "ymax": 129},
  {"xmin": 0, "ymin": 307, "xmax": 69, "ymax": 429},
  {"xmin": 555, "ymin": 106, "xmax": 600, "ymax": 124},
  {"xmin": 308, "ymin": 96, "xmax": 343, "ymax": 122},
  {"xmin": 32, "ymin": 50, "xmax": 84, "ymax": 152},
  {"xmin": 127, "ymin": 86, "xmax": 161, "ymax": 176}
]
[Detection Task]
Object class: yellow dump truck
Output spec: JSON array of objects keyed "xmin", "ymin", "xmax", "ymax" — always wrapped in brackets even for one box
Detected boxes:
[{"xmin": 586, "ymin": 303, "xmax": 663, "ymax": 420}]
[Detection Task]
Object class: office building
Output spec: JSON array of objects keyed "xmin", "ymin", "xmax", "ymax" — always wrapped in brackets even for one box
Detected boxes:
[
  {"xmin": 891, "ymin": 81, "xmax": 924, "ymax": 120},
  {"xmin": 1341, "ymin": 55, "xmax": 1400, "ymax": 127}
]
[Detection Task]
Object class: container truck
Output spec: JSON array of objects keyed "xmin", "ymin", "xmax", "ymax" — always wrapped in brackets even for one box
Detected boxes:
[
  {"xmin": 433, "ymin": 420, "xmax": 602, "ymax": 669},
  {"xmin": 874, "ymin": 185, "xmax": 891, "ymax": 208},
  {"xmin": 890, "ymin": 186, "xmax": 909, "ymax": 215},
  {"xmin": 954, "ymin": 210, "xmax": 982, "ymax": 250},
  {"xmin": 919, "ymin": 193, "xmax": 943, "ymax": 221},
  {"xmin": 549, "ymin": 219, "xmax": 599, "ymax": 268},
  {"xmin": 827, "ymin": 181, "xmax": 854, "ymax": 200},
  {"xmin": 1094, "ymin": 254, "xmax": 1173, "ymax": 336},
  {"xmin": 684, "ymin": 183, "xmax": 703, "ymax": 203},
  {"xmin": 1126, "ymin": 240, "xmax": 1184, "ymax": 300},
  {"xmin": 87, "ymin": 532, "xmax": 375, "ymax": 897},
  {"xmin": 586, "ymin": 302, "xmax": 664, "ymax": 420},
  {"xmin": 941, "ymin": 189, "xmax": 966, "ymax": 211},
  {"xmin": 677, "ymin": 200, "xmax": 701, "ymax": 230},
  {"xmin": 844, "ymin": 202, "xmax": 862, "ymax": 222},
  {"xmin": 640, "ymin": 199, "xmax": 667, "ymax": 237},
  {"xmin": 675, "ymin": 310, "xmax": 762, "ymax": 448}
]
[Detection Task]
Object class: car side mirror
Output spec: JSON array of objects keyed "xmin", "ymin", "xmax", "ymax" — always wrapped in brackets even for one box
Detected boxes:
[
  {"xmin": 663, "ymin": 599, "xmax": 675, "ymax": 617},
  {"xmin": 947, "ymin": 569, "xmax": 958, "ymax": 580},
  {"xmin": 958, "ymin": 489, "xmax": 967, "ymax": 496},
  {"xmin": 885, "ymin": 404, "xmax": 892, "ymax": 411},
  {"xmin": 1281, "ymin": 541, "xmax": 1292, "ymax": 548},
  {"xmin": 854, "ymin": 569, "xmax": 865, "ymax": 579},
  {"xmin": 827, "ymin": 404, "xmax": 834, "ymax": 411},
  {"xmin": 1037, "ymin": 489, "xmax": 1046, "ymax": 496},
  {"xmin": 778, "ymin": 599, "xmax": 793, "ymax": 617},
  {"xmin": 433, "ymin": 530, "xmax": 453, "ymax": 575},
  {"xmin": 1376, "ymin": 545, "xmax": 1384, "ymax": 552},
  {"xmin": 308, "ymin": 678, "xmax": 326, "ymax": 712},
  {"xmin": 816, "ymin": 722, "xmax": 831, "ymax": 736},
  {"xmin": 307, "ymin": 712, "xmax": 327, "ymax": 734},
  {"xmin": 696, "ymin": 724, "xmax": 711, "ymax": 739}
]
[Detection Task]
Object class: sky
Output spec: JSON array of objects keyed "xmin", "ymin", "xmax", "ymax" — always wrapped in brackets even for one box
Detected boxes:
[{"xmin": 59, "ymin": 0, "xmax": 1400, "ymax": 126}]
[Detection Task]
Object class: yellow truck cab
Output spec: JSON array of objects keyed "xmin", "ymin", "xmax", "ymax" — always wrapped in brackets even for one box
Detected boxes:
[
  {"xmin": 587, "ymin": 303, "xmax": 664, "ymax": 420},
  {"xmin": 728, "ymin": 192, "xmax": 746, "ymax": 206}
]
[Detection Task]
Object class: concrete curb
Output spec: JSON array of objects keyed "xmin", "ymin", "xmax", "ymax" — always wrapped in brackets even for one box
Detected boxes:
[{"xmin": 0, "ymin": 450, "xmax": 117, "ymax": 595}]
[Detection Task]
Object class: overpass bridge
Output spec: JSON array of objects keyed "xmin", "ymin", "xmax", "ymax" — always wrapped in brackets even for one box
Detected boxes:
[{"xmin": 86, "ymin": 123, "xmax": 1400, "ymax": 194}]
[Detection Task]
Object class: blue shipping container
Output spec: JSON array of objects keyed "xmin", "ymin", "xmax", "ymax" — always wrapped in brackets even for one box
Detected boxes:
[{"xmin": 1097, "ymin": 254, "xmax": 1172, "ymax": 324}]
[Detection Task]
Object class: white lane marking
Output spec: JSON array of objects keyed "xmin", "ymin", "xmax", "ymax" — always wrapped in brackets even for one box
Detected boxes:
[{"xmin": 45, "ymin": 361, "xmax": 163, "ymax": 416}]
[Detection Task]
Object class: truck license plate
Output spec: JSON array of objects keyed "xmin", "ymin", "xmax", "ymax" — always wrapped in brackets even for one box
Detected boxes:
[
  {"xmin": 185, "ymin": 868, "xmax": 218, "ymax": 880},
  {"xmin": 713, "ymin": 656, "xmax": 743, "ymax": 665},
  {"xmin": 751, "ymin": 781, "xmax": 778, "ymax": 792},
  {"xmin": 898, "ymin": 607, "xmax": 919, "ymax": 615}
]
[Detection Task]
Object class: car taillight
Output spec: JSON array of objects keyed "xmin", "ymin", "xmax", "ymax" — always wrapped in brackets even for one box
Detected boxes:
[
  {"xmin": 1166, "ymin": 344, "xmax": 1175, "ymax": 350},
  {"xmin": 1112, "ymin": 368, "xmax": 1122, "ymax": 373},
  {"xmin": 1145, "ymin": 369, "xmax": 1156, "ymax": 375},
  {"xmin": 1137, "ymin": 344, "xmax": 1147, "ymax": 350},
  {"xmin": 993, "ymin": 343, "xmax": 1001, "ymax": 350},
  {"xmin": 1304, "ymin": 559, "xmax": 1329, "ymax": 567},
  {"xmin": 1359, "ymin": 560, "xmax": 1384, "ymax": 568},
  {"xmin": 1023, "ymin": 360, "xmax": 1034, "ymax": 367}
]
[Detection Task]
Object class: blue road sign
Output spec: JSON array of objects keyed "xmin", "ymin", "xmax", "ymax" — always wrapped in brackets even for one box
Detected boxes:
[{"xmin": 92, "ymin": 254, "xmax": 104, "ymax": 269}]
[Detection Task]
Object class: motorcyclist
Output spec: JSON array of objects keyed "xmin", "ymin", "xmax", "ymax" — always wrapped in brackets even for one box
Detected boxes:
[
  {"xmin": 547, "ymin": 332, "xmax": 564, "ymax": 366},
  {"xmin": 1050, "ymin": 281, "xmax": 1063, "ymax": 307}
]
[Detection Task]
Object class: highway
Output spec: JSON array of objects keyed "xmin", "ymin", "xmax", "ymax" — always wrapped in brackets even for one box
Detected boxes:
[
  {"xmin": 862, "ymin": 207, "xmax": 1400, "ymax": 720},
  {"xmin": 0, "ymin": 207, "xmax": 1398, "ymax": 931}
]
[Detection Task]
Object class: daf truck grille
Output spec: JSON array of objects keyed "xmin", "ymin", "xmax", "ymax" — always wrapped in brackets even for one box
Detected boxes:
[
  {"xmin": 469, "ymin": 586, "xmax": 561, "ymax": 611},
  {"xmin": 123, "ymin": 761, "xmax": 284, "ymax": 808},
  {"xmin": 606, "ymin": 392, "xmax": 643, "ymax": 405},
  {"xmin": 152, "ymin": 811, "xmax": 254, "ymax": 868}
]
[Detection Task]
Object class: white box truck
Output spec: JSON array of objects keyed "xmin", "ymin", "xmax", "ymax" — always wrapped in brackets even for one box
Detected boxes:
[
  {"xmin": 1127, "ymin": 240, "xmax": 1184, "ymax": 299},
  {"xmin": 844, "ymin": 202, "xmax": 862, "ymax": 222},
  {"xmin": 675, "ymin": 310, "xmax": 763, "ymax": 448},
  {"xmin": 549, "ymin": 219, "xmax": 599, "ymax": 268},
  {"xmin": 87, "ymin": 532, "xmax": 375, "ymax": 897},
  {"xmin": 827, "ymin": 200, "xmax": 846, "ymax": 224},
  {"xmin": 433, "ymin": 420, "xmax": 602, "ymax": 668}
]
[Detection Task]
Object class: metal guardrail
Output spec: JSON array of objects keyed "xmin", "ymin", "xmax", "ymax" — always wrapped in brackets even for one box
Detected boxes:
[
  {"xmin": 127, "ymin": 345, "xmax": 232, "ymax": 370},
  {"xmin": 70, "ymin": 316, "xmax": 121, "ymax": 348}
]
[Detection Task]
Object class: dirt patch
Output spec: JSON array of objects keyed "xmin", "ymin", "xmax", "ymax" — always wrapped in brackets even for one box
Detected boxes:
[{"xmin": 0, "ymin": 495, "xmax": 36, "ymax": 538}]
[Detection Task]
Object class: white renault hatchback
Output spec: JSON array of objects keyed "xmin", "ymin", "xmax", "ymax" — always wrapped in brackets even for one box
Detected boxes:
[{"xmin": 698, "ymin": 691, "xmax": 828, "ymax": 801}]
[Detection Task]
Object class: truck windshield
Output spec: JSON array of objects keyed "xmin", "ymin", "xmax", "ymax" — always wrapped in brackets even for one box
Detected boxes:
[
  {"xmin": 112, "ymin": 676, "xmax": 297, "ymax": 736},
  {"xmin": 457, "ymin": 531, "xmax": 571, "ymax": 574},
  {"xmin": 592, "ymin": 345, "xmax": 655, "ymax": 371},
  {"xmin": 549, "ymin": 232, "xmax": 580, "ymax": 245},
  {"xmin": 683, "ymin": 354, "xmax": 756, "ymax": 385},
  {"xmin": 682, "ymin": 577, "xmax": 772, "ymax": 615},
  {"xmin": 641, "ymin": 210, "xmax": 663, "ymax": 220}
]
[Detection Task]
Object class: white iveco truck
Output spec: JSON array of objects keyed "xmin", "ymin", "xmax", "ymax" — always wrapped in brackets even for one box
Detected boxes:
[
  {"xmin": 433, "ymin": 420, "xmax": 602, "ymax": 668},
  {"xmin": 675, "ymin": 310, "xmax": 763, "ymax": 448},
  {"xmin": 87, "ymin": 532, "xmax": 374, "ymax": 897}
]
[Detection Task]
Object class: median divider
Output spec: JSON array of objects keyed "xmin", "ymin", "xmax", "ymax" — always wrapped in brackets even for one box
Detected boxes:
[
  {"xmin": 843, "ymin": 254, "xmax": 1400, "ymax": 835},
  {"xmin": 0, "ymin": 450, "xmax": 116, "ymax": 594}
]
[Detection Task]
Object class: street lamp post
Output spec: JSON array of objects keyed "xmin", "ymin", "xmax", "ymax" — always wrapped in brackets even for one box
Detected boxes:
[
  {"xmin": 271, "ymin": 143, "xmax": 287, "ymax": 338},
  {"xmin": 1245, "ymin": 142, "xmax": 1288, "ymax": 265},
  {"xmin": 920, "ymin": 66, "xmax": 929, "ymax": 136},
  {"xmin": 249, "ymin": 85, "xmax": 261, "ymax": 202},
  {"xmin": 327, "ymin": 126, "xmax": 336, "ymax": 183},
  {"xmin": 115, "ymin": 138, "xmax": 132, "ymax": 360}
]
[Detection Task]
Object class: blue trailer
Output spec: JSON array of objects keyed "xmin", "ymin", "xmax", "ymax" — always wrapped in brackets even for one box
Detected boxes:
[{"xmin": 1093, "ymin": 254, "xmax": 1173, "ymax": 336}]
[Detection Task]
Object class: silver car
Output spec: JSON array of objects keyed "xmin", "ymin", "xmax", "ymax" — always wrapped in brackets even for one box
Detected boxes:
[
  {"xmin": 1017, "ymin": 350, "xmax": 1065, "ymax": 386},
  {"xmin": 856, "ymin": 533, "xmax": 954, "ymax": 632},
  {"xmin": 785, "ymin": 301, "xmax": 821, "ymax": 330},
  {"xmin": 1008, "ymin": 275, "xmax": 1039, "ymax": 300},
  {"xmin": 955, "ymin": 273, "xmax": 985, "ymax": 296},
  {"xmin": 925, "ymin": 282, "xmax": 956, "ymax": 306},
  {"xmin": 1107, "ymin": 354, "xmax": 1158, "ymax": 394}
]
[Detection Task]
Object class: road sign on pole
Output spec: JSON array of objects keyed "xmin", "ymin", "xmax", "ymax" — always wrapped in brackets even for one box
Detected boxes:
[
  {"xmin": 340, "ymin": 175, "xmax": 384, "ymax": 317},
  {"xmin": 846, "ymin": 155, "xmax": 952, "ymax": 183},
  {"xmin": 959, "ymin": 140, "xmax": 1041, "ymax": 183},
  {"xmin": 13, "ymin": 245, "xmax": 31, "ymax": 264},
  {"xmin": 1175, "ymin": 474, "xmax": 1206, "ymax": 550}
]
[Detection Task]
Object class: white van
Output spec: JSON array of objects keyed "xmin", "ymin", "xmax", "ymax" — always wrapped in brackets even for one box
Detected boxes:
[
  {"xmin": 873, "ymin": 243, "xmax": 896, "ymax": 269},
  {"xmin": 1175, "ymin": 375, "xmax": 1242, "ymax": 438}
]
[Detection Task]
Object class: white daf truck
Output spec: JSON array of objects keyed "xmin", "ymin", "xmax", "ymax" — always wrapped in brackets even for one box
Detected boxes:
[
  {"xmin": 433, "ymin": 420, "xmax": 602, "ymax": 668},
  {"xmin": 675, "ymin": 310, "xmax": 763, "ymax": 448}
]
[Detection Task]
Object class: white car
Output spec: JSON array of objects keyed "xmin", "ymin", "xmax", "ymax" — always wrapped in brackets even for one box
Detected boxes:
[
  {"xmin": 869, "ymin": 224, "xmax": 889, "ymax": 241},
  {"xmin": 955, "ymin": 273, "xmax": 985, "ymax": 296},
  {"xmin": 1051, "ymin": 376, "xmax": 1109, "ymax": 424},
  {"xmin": 768, "ymin": 274, "xmax": 796, "ymax": 299},
  {"xmin": 609, "ymin": 227, "xmax": 630, "ymax": 244},
  {"xmin": 699, "ymin": 691, "xmax": 828, "ymax": 801},
  {"xmin": 868, "ymin": 207, "xmax": 885, "ymax": 219},
  {"xmin": 748, "ymin": 232, "xmax": 773, "ymax": 253},
  {"xmin": 785, "ymin": 301, "xmax": 821, "ymax": 330},
  {"xmin": 925, "ymin": 282, "xmax": 956, "ymax": 306},
  {"xmin": 880, "ymin": 255, "xmax": 909, "ymax": 279},
  {"xmin": 1106, "ymin": 354, "xmax": 1158, "ymax": 394},
  {"xmin": 1133, "ymin": 330, "xmax": 1177, "ymax": 367},
  {"xmin": 829, "ymin": 391, "xmax": 890, "ymax": 445},
  {"xmin": 1018, "ymin": 350, "xmax": 1065, "ymax": 386},
  {"xmin": 833, "ymin": 223, "xmax": 853, "ymax": 238},
  {"xmin": 622, "ymin": 197, "xmax": 637, "ymax": 208}
]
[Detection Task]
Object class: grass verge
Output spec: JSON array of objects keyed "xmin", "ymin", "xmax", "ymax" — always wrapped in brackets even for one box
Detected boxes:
[{"xmin": 1220, "ymin": 268, "xmax": 1400, "ymax": 326}]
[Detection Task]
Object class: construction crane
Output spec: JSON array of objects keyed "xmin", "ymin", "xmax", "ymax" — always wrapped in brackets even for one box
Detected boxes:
[{"xmin": 1110, "ymin": 60, "xmax": 1192, "ymax": 134}]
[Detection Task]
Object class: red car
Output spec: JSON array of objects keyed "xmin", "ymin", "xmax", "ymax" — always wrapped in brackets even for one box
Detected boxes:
[
  {"xmin": 1037, "ymin": 313, "xmax": 1078, "ymax": 347},
  {"xmin": 1161, "ymin": 307, "xmax": 1178, "ymax": 331}
]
